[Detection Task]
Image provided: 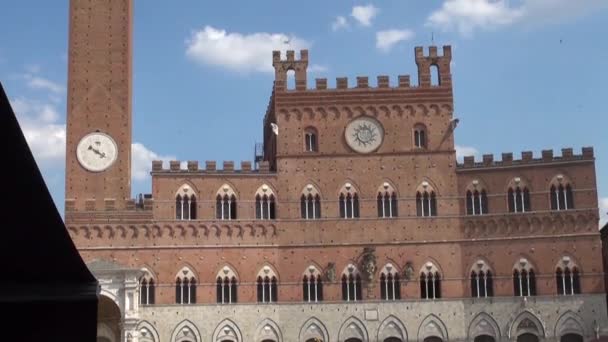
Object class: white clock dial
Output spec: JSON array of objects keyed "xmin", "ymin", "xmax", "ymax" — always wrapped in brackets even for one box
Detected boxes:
[
  {"xmin": 76, "ymin": 132, "xmax": 118, "ymax": 172},
  {"xmin": 344, "ymin": 116, "xmax": 384, "ymax": 153}
]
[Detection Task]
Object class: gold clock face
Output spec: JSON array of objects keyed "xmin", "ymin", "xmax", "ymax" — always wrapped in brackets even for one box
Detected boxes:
[
  {"xmin": 76, "ymin": 132, "xmax": 118, "ymax": 172},
  {"xmin": 344, "ymin": 116, "xmax": 384, "ymax": 153}
]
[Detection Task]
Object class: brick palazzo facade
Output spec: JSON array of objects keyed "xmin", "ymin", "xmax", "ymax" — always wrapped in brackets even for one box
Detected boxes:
[{"xmin": 63, "ymin": 1, "xmax": 607, "ymax": 342}]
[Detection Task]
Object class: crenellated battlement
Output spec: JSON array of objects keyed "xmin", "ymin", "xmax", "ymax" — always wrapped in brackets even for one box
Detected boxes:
[
  {"xmin": 150, "ymin": 160, "xmax": 272, "ymax": 174},
  {"xmin": 271, "ymin": 46, "xmax": 452, "ymax": 93},
  {"xmin": 457, "ymin": 147, "xmax": 594, "ymax": 169}
]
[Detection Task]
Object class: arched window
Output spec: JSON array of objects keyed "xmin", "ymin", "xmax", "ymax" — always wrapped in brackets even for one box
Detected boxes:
[
  {"xmin": 257, "ymin": 266, "xmax": 278, "ymax": 303},
  {"xmin": 420, "ymin": 262, "xmax": 441, "ymax": 299},
  {"xmin": 513, "ymin": 258, "xmax": 536, "ymax": 297},
  {"xmin": 255, "ymin": 184, "xmax": 276, "ymax": 219},
  {"xmin": 341, "ymin": 264, "xmax": 362, "ymax": 302},
  {"xmin": 380, "ymin": 263, "xmax": 401, "ymax": 300},
  {"xmin": 304, "ymin": 127, "xmax": 318, "ymax": 152},
  {"xmin": 416, "ymin": 182, "xmax": 437, "ymax": 217},
  {"xmin": 466, "ymin": 181, "xmax": 488, "ymax": 215},
  {"xmin": 377, "ymin": 182, "xmax": 398, "ymax": 218},
  {"xmin": 301, "ymin": 184, "xmax": 321, "ymax": 219},
  {"xmin": 339, "ymin": 183, "xmax": 360, "ymax": 219},
  {"xmin": 139, "ymin": 269, "xmax": 155, "ymax": 305},
  {"xmin": 175, "ymin": 184, "xmax": 197, "ymax": 220},
  {"xmin": 302, "ymin": 266, "xmax": 323, "ymax": 302},
  {"xmin": 175, "ymin": 267, "xmax": 197, "ymax": 304},
  {"xmin": 470, "ymin": 260, "xmax": 493, "ymax": 298},
  {"xmin": 508, "ymin": 178, "xmax": 530, "ymax": 213},
  {"xmin": 216, "ymin": 184, "xmax": 237, "ymax": 220},
  {"xmin": 556, "ymin": 256, "xmax": 581, "ymax": 295},
  {"xmin": 414, "ymin": 124, "xmax": 427, "ymax": 148},
  {"xmin": 550, "ymin": 175, "xmax": 574, "ymax": 211},
  {"xmin": 216, "ymin": 266, "xmax": 238, "ymax": 304}
]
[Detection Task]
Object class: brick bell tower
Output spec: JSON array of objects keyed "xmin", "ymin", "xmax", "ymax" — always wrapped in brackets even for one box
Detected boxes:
[{"xmin": 65, "ymin": 0, "xmax": 133, "ymax": 213}]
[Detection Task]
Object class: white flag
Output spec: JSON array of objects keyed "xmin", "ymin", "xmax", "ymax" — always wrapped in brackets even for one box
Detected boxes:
[{"xmin": 271, "ymin": 123, "xmax": 279, "ymax": 136}]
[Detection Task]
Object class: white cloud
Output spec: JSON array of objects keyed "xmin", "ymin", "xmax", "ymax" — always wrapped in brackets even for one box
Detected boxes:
[
  {"xmin": 427, "ymin": 0, "xmax": 608, "ymax": 36},
  {"xmin": 332, "ymin": 16, "xmax": 349, "ymax": 31},
  {"xmin": 131, "ymin": 143, "xmax": 176, "ymax": 181},
  {"xmin": 351, "ymin": 4, "xmax": 379, "ymax": 27},
  {"xmin": 11, "ymin": 97, "xmax": 66, "ymax": 164},
  {"xmin": 376, "ymin": 29, "xmax": 415, "ymax": 52},
  {"xmin": 455, "ymin": 145, "xmax": 479, "ymax": 162},
  {"xmin": 308, "ymin": 64, "xmax": 328, "ymax": 73},
  {"xmin": 24, "ymin": 74, "xmax": 65, "ymax": 94},
  {"xmin": 186, "ymin": 26, "xmax": 311, "ymax": 73},
  {"xmin": 600, "ymin": 197, "xmax": 608, "ymax": 228}
]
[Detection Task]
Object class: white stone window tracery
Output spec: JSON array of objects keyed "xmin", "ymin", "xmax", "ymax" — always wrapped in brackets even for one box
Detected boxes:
[
  {"xmin": 257, "ymin": 266, "xmax": 278, "ymax": 303},
  {"xmin": 377, "ymin": 182, "xmax": 398, "ymax": 218},
  {"xmin": 470, "ymin": 260, "xmax": 493, "ymax": 298},
  {"xmin": 380, "ymin": 263, "xmax": 401, "ymax": 300},
  {"xmin": 216, "ymin": 184, "xmax": 237, "ymax": 220},
  {"xmin": 175, "ymin": 184, "xmax": 197, "ymax": 220},
  {"xmin": 416, "ymin": 181, "xmax": 437, "ymax": 217},
  {"xmin": 420, "ymin": 262, "xmax": 441, "ymax": 299},
  {"xmin": 304, "ymin": 127, "xmax": 318, "ymax": 152},
  {"xmin": 556, "ymin": 256, "xmax": 581, "ymax": 295},
  {"xmin": 341, "ymin": 264, "xmax": 362, "ymax": 302},
  {"xmin": 216, "ymin": 266, "xmax": 238, "ymax": 304},
  {"xmin": 255, "ymin": 184, "xmax": 276, "ymax": 220},
  {"xmin": 303, "ymin": 265, "xmax": 323, "ymax": 302},
  {"xmin": 139, "ymin": 269, "xmax": 155, "ymax": 305},
  {"xmin": 508, "ymin": 177, "xmax": 530, "ymax": 213},
  {"xmin": 301, "ymin": 184, "xmax": 321, "ymax": 219},
  {"xmin": 414, "ymin": 124, "xmax": 427, "ymax": 148},
  {"xmin": 175, "ymin": 267, "xmax": 197, "ymax": 304},
  {"xmin": 550, "ymin": 175, "xmax": 574, "ymax": 211},
  {"xmin": 513, "ymin": 258, "xmax": 536, "ymax": 297},
  {"xmin": 339, "ymin": 183, "xmax": 360, "ymax": 219}
]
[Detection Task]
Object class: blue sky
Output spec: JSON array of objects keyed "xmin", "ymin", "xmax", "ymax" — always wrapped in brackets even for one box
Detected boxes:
[{"xmin": 0, "ymin": 0, "xmax": 607, "ymax": 225}]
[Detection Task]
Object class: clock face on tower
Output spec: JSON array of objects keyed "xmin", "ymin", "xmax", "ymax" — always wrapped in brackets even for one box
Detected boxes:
[
  {"xmin": 76, "ymin": 132, "xmax": 118, "ymax": 172},
  {"xmin": 344, "ymin": 116, "xmax": 384, "ymax": 153}
]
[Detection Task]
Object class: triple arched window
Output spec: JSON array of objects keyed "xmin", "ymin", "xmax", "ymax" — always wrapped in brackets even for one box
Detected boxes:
[
  {"xmin": 139, "ymin": 269, "xmax": 155, "ymax": 305},
  {"xmin": 257, "ymin": 267, "xmax": 278, "ymax": 303},
  {"xmin": 216, "ymin": 184, "xmax": 237, "ymax": 220},
  {"xmin": 380, "ymin": 263, "xmax": 401, "ymax": 300},
  {"xmin": 339, "ymin": 183, "xmax": 360, "ymax": 219},
  {"xmin": 255, "ymin": 185, "xmax": 276, "ymax": 219},
  {"xmin": 301, "ymin": 184, "xmax": 321, "ymax": 219},
  {"xmin": 216, "ymin": 267, "xmax": 238, "ymax": 304},
  {"xmin": 550, "ymin": 175, "xmax": 574, "ymax": 211},
  {"xmin": 420, "ymin": 262, "xmax": 441, "ymax": 299},
  {"xmin": 302, "ymin": 266, "xmax": 323, "ymax": 302},
  {"xmin": 556, "ymin": 257, "xmax": 581, "ymax": 295},
  {"xmin": 466, "ymin": 181, "xmax": 488, "ymax": 215},
  {"xmin": 416, "ymin": 182, "xmax": 437, "ymax": 217},
  {"xmin": 341, "ymin": 264, "xmax": 362, "ymax": 301},
  {"xmin": 175, "ymin": 267, "xmax": 197, "ymax": 304},
  {"xmin": 470, "ymin": 260, "xmax": 493, "ymax": 298},
  {"xmin": 377, "ymin": 183, "xmax": 398, "ymax": 218},
  {"xmin": 175, "ymin": 184, "xmax": 197, "ymax": 220},
  {"xmin": 513, "ymin": 258, "xmax": 536, "ymax": 297},
  {"xmin": 508, "ymin": 178, "xmax": 531, "ymax": 213}
]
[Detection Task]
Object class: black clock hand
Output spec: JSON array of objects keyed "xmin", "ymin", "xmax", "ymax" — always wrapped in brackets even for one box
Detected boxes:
[{"xmin": 88, "ymin": 145, "xmax": 106, "ymax": 158}]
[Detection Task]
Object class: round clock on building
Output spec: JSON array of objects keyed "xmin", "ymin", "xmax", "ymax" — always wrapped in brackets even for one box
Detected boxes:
[
  {"xmin": 76, "ymin": 132, "xmax": 118, "ymax": 172},
  {"xmin": 344, "ymin": 116, "xmax": 384, "ymax": 153}
]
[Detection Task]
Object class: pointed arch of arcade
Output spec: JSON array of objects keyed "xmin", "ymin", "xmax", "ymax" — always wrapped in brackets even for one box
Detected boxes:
[
  {"xmin": 299, "ymin": 317, "xmax": 330, "ymax": 342},
  {"xmin": 377, "ymin": 315, "xmax": 408, "ymax": 342},
  {"xmin": 170, "ymin": 319, "xmax": 202, "ymax": 342},
  {"xmin": 137, "ymin": 321, "xmax": 160, "ymax": 342},
  {"xmin": 417, "ymin": 314, "xmax": 448, "ymax": 342},
  {"xmin": 508, "ymin": 310, "xmax": 546, "ymax": 340},
  {"xmin": 467, "ymin": 312, "xmax": 500, "ymax": 341},
  {"xmin": 255, "ymin": 318, "xmax": 283, "ymax": 342},
  {"xmin": 338, "ymin": 316, "xmax": 369, "ymax": 342},
  {"xmin": 554, "ymin": 311, "xmax": 585, "ymax": 340},
  {"xmin": 212, "ymin": 318, "xmax": 243, "ymax": 342}
]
